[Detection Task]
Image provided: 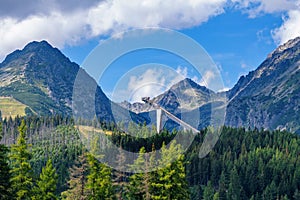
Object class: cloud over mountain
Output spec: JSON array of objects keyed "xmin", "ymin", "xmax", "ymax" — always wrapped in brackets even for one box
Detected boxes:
[
  {"xmin": 1, "ymin": 0, "xmax": 299, "ymax": 61},
  {"xmin": 0, "ymin": 0, "xmax": 226, "ymax": 60}
]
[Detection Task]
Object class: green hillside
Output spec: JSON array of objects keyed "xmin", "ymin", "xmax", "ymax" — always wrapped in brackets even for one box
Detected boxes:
[{"xmin": 0, "ymin": 97, "xmax": 27, "ymax": 118}]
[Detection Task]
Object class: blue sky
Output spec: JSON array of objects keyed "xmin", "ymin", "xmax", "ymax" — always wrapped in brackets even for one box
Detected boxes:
[
  {"xmin": 61, "ymin": 8, "xmax": 284, "ymax": 100},
  {"xmin": 179, "ymin": 10, "xmax": 283, "ymax": 88},
  {"xmin": 0, "ymin": 0, "xmax": 300, "ymax": 102}
]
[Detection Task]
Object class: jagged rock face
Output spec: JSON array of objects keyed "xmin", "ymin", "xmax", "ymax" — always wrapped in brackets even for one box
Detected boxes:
[
  {"xmin": 119, "ymin": 78, "xmax": 215, "ymax": 114},
  {"xmin": 225, "ymin": 37, "xmax": 300, "ymax": 133},
  {"xmin": 157, "ymin": 78, "xmax": 215, "ymax": 112}
]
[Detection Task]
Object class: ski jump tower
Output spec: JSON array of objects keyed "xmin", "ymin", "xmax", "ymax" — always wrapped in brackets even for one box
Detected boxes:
[{"xmin": 142, "ymin": 97, "xmax": 199, "ymax": 133}]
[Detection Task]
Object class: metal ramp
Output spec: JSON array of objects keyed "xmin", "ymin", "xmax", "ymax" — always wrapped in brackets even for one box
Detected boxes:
[{"xmin": 142, "ymin": 97, "xmax": 199, "ymax": 133}]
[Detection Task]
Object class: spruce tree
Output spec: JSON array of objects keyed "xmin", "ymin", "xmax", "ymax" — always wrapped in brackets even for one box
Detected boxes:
[
  {"xmin": 86, "ymin": 153, "xmax": 115, "ymax": 200},
  {"xmin": 151, "ymin": 141, "xmax": 189, "ymax": 200},
  {"xmin": 61, "ymin": 152, "xmax": 88, "ymax": 200},
  {"xmin": 227, "ymin": 167, "xmax": 243, "ymax": 200},
  {"xmin": 218, "ymin": 171, "xmax": 227, "ymax": 200},
  {"xmin": 262, "ymin": 181, "xmax": 277, "ymax": 200},
  {"xmin": 127, "ymin": 146, "xmax": 152, "ymax": 200},
  {"xmin": 9, "ymin": 119, "xmax": 33, "ymax": 200},
  {"xmin": 114, "ymin": 147, "xmax": 128, "ymax": 200},
  {"xmin": 0, "ymin": 121, "xmax": 11, "ymax": 199},
  {"xmin": 33, "ymin": 159, "xmax": 58, "ymax": 200}
]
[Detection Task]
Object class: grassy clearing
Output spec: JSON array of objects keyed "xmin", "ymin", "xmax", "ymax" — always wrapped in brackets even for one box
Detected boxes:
[
  {"xmin": 0, "ymin": 96, "xmax": 27, "ymax": 118},
  {"xmin": 77, "ymin": 125, "xmax": 112, "ymax": 139}
]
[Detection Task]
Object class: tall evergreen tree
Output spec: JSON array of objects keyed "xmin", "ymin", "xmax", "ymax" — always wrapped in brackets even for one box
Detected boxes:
[
  {"xmin": 9, "ymin": 119, "xmax": 33, "ymax": 200},
  {"xmin": 61, "ymin": 152, "xmax": 88, "ymax": 200},
  {"xmin": 33, "ymin": 159, "xmax": 58, "ymax": 200},
  {"xmin": 114, "ymin": 147, "xmax": 128, "ymax": 200},
  {"xmin": 0, "ymin": 120, "xmax": 11, "ymax": 199},
  {"xmin": 127, "ymin": 146, "xmax": 152, "ymax": 200},
  {"xmin": 86, "ymin": 153, "xmax": 115, "ymax": 200},
  {"xmin": 262, "ymin": 181, "xmax": 277, "ymax": 200},
  {"xmin": 218, "ymin": 171, "xmax": 227, "ymax": 200},
  {"xmin": 151, "ymin": 141, "xmax": 189, "ymax": 200},
  {"xmin": 227, "ymin": 167, "xmax": 243, "ymax": 200}
]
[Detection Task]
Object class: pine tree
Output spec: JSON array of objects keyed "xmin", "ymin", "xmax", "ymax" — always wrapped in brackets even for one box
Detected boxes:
[
  {"xmin": 9, "ymin": 119, "xmax": 33, "ymax": 200},
  {"xmin": 0, "ymin": 120, "xmax": 11, "ymax": 199},
  {"xmin": 151, "ymin": 141, "xmax": 189, "ymax": 200},
  {"xmin": 114, "ymin": 146, "xmax": 128, "ymax": 200},
  {"xmin": 61, "ymin": 152, "xmax": 88, "ymax": 200},
  {"xmin": 33, "ymin": 159, "xmax": 58, "ymax": 200},
  {"xmin": 86, "ymin": 153, "xmax": 115, "ymax": 200},
  {"xmin": 262, "ymin": 181, "xmax": 277, "ymax": 200},
  {"xmin": 227, "ymin": 167, "xmax": 243, "ymax": 200},
  {"xmin": 127, "ymin": 146, "xmax": 152, "ymax": 200},
  {"xmin": 218, "ymin": 171, "xmax": 227, "ymax": 200}
]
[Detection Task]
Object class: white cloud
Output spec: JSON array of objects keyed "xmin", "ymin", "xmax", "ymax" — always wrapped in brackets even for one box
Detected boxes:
[
  {"xmin": 127, "ymin": 68, "xmax": 167, "ymax": 102},
  {"xmin": 2, "ymin": 0, "xmax": 299, "ymax": 69},
  {"xmin": 175, "ymin": 66, "xmax": 188, "ymax": 78},
  {"xmin": 231, "ymin": 0, "xmax": 300, "ymax": 45},
  {"xmin": 198, "ymin": 70, "xmax": 216, "ymax": 87},
  {"xmin": 191, "ymin": 68, "xmax": 220, "ymax": 89},
  {"xmin": 112, "ymin": 66, "xmax": 189, "ymax": 103},
  {"xmin": 232, "ymin": 0, "xmax": 297, "ymax": 17},
  {"xmin": 272, "ymin": 9, "xmax": 300, "ymax": 44},
  {"xmin": 218, "ymin": 87, "xmax": 231, "ymax": 92},
  {"xmin": 0, "ymin": 0, "xmax": 227, "ymax": 60},
  {"xmin": 0, "ymin": 11, "xmax": 89, "ymax": 60},
  {"xmin": 87, "ymin": 0, "xmax": 226, "ymax": 36}
]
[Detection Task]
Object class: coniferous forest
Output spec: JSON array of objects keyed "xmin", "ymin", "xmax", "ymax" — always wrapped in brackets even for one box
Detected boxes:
[{"xmin": 1, "ymin": 115, "xmax": 300, "ymax": 200}]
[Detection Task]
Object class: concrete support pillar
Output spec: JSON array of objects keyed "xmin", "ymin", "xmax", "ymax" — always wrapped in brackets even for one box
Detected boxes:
[{"xmin": 156, "ymin": 108, "xmax": 163, "ymax": 133}]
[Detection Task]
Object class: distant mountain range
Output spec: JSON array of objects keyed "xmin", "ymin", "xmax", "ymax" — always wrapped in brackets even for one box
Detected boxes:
[{"xmin": 0, "ymin": 37, "xmax": 299, "ymax": 133}]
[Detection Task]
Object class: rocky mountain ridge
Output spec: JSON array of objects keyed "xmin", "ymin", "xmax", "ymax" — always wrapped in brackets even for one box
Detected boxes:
[
  {"xmin": 0, "ymin": 37, "xmax": 300, "ymax": 133},
  {"xmin": 121, "ymin": 37, "xmax": 300, "ymax": 133}
]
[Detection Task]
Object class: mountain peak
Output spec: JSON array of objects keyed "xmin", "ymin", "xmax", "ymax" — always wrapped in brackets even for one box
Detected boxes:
[
  {"xmin": 268, "ymin": 36, "xmax": 300, "ymax": 58},
  {"xmin": 171, "ymin": 77, "xmax": 212, "ymax": 94},
  {"xmin": 180, "ymin": 77, "xmax": 196, "ymax": 85},
  {"xmin": 0, "ymin": 40, "xmax": 62, "ymax": 68},
  {"xmin": 23, "ymin": 40, "xmax": 54, "ymax": 51},
  {"xmin": 22, "ymin": 40, "xmax": 64, "ymax": 60}
]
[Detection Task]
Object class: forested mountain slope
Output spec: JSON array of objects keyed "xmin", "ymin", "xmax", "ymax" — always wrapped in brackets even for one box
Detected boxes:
[{"xmin": 1, "ymin": 116, "xmax": 300, "ymax": 199}]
